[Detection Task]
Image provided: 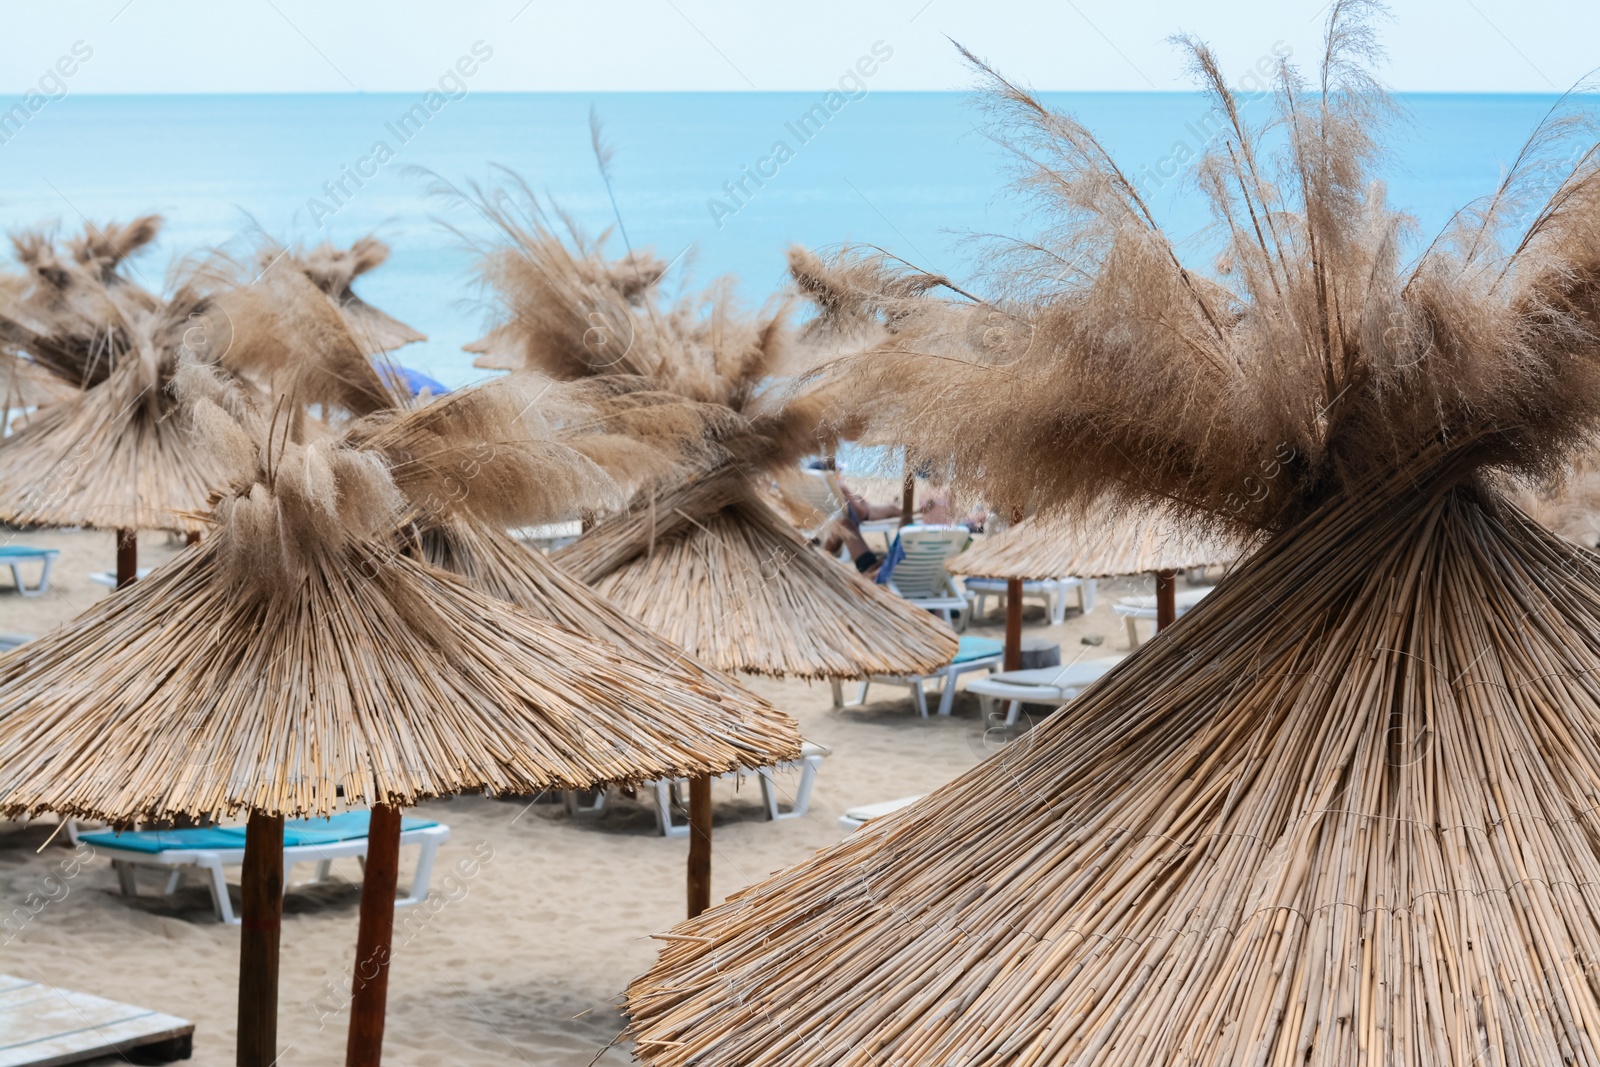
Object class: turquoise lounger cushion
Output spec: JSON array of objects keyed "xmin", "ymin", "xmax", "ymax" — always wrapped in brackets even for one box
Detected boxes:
[
  {"xmin": 0, "ymin": 547, "xmax": 56, "ymax": 558},
  {"xmin": 79, "ymin": 811, "xmax": 438, "ymax": 854},
  {"xmin": 951, "ymin": 636, "xmax": 1004, "ymax": 663}
]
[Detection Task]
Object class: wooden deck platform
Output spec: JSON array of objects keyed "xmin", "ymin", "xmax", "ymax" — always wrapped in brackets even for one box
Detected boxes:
[{"xmin": 0, "ymin": 975, "xmax": 192, "ymax": 1066}]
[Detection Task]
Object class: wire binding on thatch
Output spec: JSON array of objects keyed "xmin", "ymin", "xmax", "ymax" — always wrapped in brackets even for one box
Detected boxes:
[{"xmin": 627, "ymin": 4, "xmax": 1600, "ymax": 1063}]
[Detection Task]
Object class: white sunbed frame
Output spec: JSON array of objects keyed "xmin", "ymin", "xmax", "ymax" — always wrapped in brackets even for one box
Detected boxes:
[
  {"xmin": 831, "ymin": 646, "xmax": 1005, "ymax": 718},
  {"xmin": 564, "ymin": 743, "xmax": 829, "ymax": 838},
  {"xmin": 0, "ymin": 548, "xmax": 58, "ymax": 598},
  {"xmin": 966, "ymin": 659, "xmax": 1124, "ymax": 727},
  {"xmin": 963, "ymin": 575, "xmax": 1096, "ymax": 626},
  {"xmin": 66, "ymin": 820, "xmax": 450, "ymax": 925},
  {"xmin": 1112, "ymin": 585, "xmax": 1213, "ymax": 647}
]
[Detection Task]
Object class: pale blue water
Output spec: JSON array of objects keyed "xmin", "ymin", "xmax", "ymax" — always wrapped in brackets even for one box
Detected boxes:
[{"xmin": 0, "ymin": 91, "xmax": 1575, "ymax": 387}]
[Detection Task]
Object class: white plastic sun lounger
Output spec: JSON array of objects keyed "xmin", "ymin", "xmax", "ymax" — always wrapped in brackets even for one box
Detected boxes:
[
  {"xmin": 886, "ymin": 524, "xmax": 972, "ymax": 630},
  {"xmin": 838, "ymin": 795, "xmax": 922, "ymax": 832},
  {"xmin": 1112, "ymin": 585, "xmax": 1213, "ymax": 647},
  {"xmin": 564, "ymin": 741, "xmax": 830, "ymax": 837},
  {"xmin": 965, "ymin": 657, "xmax": 1125, "ymax": 726},
  {"xmin": 836, "ymin": 635, "xmax": 1005, "ymax": 717},
  {"xmin": 87, "ymin": 567, "xmax": 152, "ymax": 589},
  {"xmin": 963, "ymin": 575, "xmax": 1096, "ymax": 625},
  {"xmin": 0, "ymin": 547, "xmax": 58, "ymax": 598},
  {"xmin": 69, "ymin": 811, "xmax": 449, "ymax": 924}
]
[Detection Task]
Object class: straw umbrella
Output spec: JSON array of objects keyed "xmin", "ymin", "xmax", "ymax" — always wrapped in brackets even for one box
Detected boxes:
[
  {"xmin": 469, "ymin": 184, "xmax": 957, "ymax": 683},
  {"xmin": 0, "ymin": 358, "xmax": 800, "ymax": 1067},
  {"xmin": 278, "ymin": 236, "xmax": 427, "ymax": 356},
  {"xmin": 237, "ymin": 255, "xmax": 797, "ymax": 920},
  {"xmin": 948, "ymin": 506, "xmax": 1241, "ymax": 666},
  {"xmin": 626, "ymin": 11, "xmax": 1600, "ymax": 1064},
  {"xmin": 472, "ymin": 190, "xmax": 957, "ymax": 913},
  {"xmin": 0, "ymin": 229, "xmax": 240, "ymax": 582}
]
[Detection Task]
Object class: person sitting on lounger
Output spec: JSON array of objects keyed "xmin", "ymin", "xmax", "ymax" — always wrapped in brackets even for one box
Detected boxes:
[{"xmin": 821, "ymin": 485, "xmax": 894, "ymax": 576}]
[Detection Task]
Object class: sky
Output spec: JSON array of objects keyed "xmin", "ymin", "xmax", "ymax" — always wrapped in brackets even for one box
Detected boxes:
[{"xmin": 1, "ymin": 0, "xmax": 1596, "ymax": 96}]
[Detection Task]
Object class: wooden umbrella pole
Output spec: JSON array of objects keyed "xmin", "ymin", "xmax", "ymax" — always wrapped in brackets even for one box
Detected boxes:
[
  {"xmin": 1155, "ymin": 569, "xmax": 1177, "ymax": 631},
  {"xmin": 115, "ymin": 529, "xmax": 137, "ymax": 589},
  {"xmin": 687, "ymin": 777, "xmax": 713, "ymax": 918},
  {"xmin": 186, "ymin": 530, "xmax": 201, "ymax": 547},
  {"xmin": 237, "ymin": 811, "xmax": 284, "ymax": 1067},
  {"xmin": 900, "ymin": 471, "xmax": 915, "ymax": 527},
  {"xmin": 1004, "ymin": 577, "xmax": 1024, "ymax": 671},
  {"xmin": 346, "ymin": 804, "xmax": 403, "ymax": 1067}
]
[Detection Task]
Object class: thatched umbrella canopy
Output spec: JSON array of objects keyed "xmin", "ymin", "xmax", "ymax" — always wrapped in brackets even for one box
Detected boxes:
[
  {"xmin": 282, "ymin": 236, "xmax": 426, "ymax": 355},
  {"xmin": 947, "ymin": 507, "xmax": 1239, "ymax": 582},
  {"xmin": 343, "ymin": 359, "xmax": 794, "ymax": 698},
  {"xmin": 556, "ymin": 469, "xmax": 959, "ymax": 680},
  {"xmin": 471, "ymin": 184, "xmax": 960, "ymax": 681},
  {"xmin": 0, "ymin": 230, "xmax": 239, "ymax": 574},
  {"xmin": 627, "ymin": 10, "xmax": 1600, "ymax": 1065},
  {"xmin": 948, "ymin": 506, "xmax": 1241, "ymax": 662},
  {"xmin": 0, "ymin": 361, "xmax": 800, "ymax": 1066},
  {"xmin": 0, "ymin": 349, "xmax": 78, "ymax": 414}
]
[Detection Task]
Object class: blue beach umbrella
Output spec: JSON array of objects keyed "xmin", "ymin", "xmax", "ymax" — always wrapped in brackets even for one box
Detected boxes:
[{"xmin": 378, "ymin": 363, "xmax": 449, "ymax": 397}]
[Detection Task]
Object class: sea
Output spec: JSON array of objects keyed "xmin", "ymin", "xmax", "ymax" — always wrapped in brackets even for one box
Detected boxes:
[{"xmin": 0, "ymin": 91, "xmax": 1578, "ymax": 389}]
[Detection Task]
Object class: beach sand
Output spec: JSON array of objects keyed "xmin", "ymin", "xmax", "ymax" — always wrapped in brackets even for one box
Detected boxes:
[{"xmin": 0, "ymin": 527, "xmax": 1168, "ymax": 1066}]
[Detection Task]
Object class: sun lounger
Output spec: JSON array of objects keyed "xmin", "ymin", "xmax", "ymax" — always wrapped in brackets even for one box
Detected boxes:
[
  {"xmin": 0, "ymin": 635, "xmax": 31, "ymax": 653},
  {"xmin": 70, "ymin": 810, "xmax": 449, "ymax": 924},
  {"xmin": 564, "ymin": 741, "xmax": 830, "ymax": 837},
  {"xmin": 87, "ymin": 567, "xmax": 152, "ymax": 588},
  {"xmin": 512, "ymin": 520, "xmax": 583, "ymax": 551},
  {"xmin": 963, "ymin": 575, "xmax": 1095, "ymax": 625},
  {"xmin": 838, "ymin": 795, "xmax": 922, "ymax": 832},
  {"xmin": 0, "ymin": 547, "xmax": 58, "ymax": 598},
  {"xmin": 835, "ymin": 635, "xmax": 1004, "ymax": 717},
  {"xmin": 797, "ymin": 468, "xmax": 899, "ymax": 547},
  {"xmin": 0, "ymin": 974, "xmax": 194, "ymax": 1066},
  {"xmin": 965, "ymin": 657, "xmax": 1124, "ymax": 726},
  {"xmin": 884, "ymin": 524, "xmax": 971, "ymax": 629},
  {"xmin": 1112, "ymin": 585, "xmax": 1213, "ymax": 647}
]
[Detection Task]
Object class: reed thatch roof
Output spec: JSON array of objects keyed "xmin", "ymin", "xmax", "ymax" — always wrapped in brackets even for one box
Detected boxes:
[
  {"xmin": 279, "ymin": 237, "xmax": 426, "ymax": 355},
  {"xmin": 0, "ymin": 372, "xmax": 800, "ymax": 824},
  {"xmin": 0, "ymin": 351, "xmax": 78, "ymax": 411},
  {"xmin": 628, "ymin": 7, "xmax": 1600, "ymax": 1062},
  {"xmin": 0, "ymin": 218, "xmax": 270, "ymax": 531},
  {"xmin": 419, "ymin": 518, "xmax": 786, "ymax": 707},
  {"xmin": 946, "ymin": 507, "xmax": 1241, "ymax": 580},
  {"xmin": 555, "ymin": 472, "xmax": 959, "ymax": 680},
  {"xmin": 632, "ymin": 475, "xmax": 1600, "ymax": 1065},
  {"xmin": 467, "ymin": 179, "xmax": 948, "ymax": 679}
]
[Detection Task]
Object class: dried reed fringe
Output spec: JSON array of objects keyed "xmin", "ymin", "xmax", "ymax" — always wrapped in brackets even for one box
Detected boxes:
[
  {"xmin": 0, "ymin": 258, "xmax": 247, "ymax": 531},
  {"xmin": 268, "ymin": 236, "xmax": 428, "ymax": 355},
  {"xmin": 797, "ymin": 3, "xmax": 1600, "ymax": 532}
]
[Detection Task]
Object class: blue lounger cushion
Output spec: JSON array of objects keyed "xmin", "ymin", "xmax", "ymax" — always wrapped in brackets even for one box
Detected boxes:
[
  {"xmin": 79, "ymin": 810, "xmax": 439, "ymax": 854},
  {"xmin": 0, "ymin": 547, "xmax": 57, "ymax": 558},
  {"xmin": 951, "ymin": 636, "xmax": 1004, "ymax": 663}
]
